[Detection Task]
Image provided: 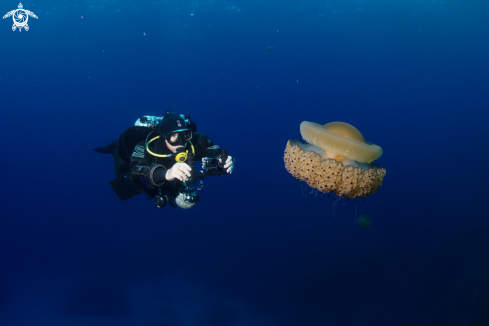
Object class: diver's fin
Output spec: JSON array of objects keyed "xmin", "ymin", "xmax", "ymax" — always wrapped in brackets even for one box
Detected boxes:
[{"xmin": 93, "ymin": 140, "xmax": 117, "ymax": 154}]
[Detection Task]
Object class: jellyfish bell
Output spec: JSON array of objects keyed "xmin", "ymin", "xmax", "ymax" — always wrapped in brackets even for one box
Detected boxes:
[
  {"xmin": 284, "ymin": 121, "xmax": 386, "ymax": 199},
  {"xmin": 300, "ymin": 121, "xmax": 382, "ymax": 165}
]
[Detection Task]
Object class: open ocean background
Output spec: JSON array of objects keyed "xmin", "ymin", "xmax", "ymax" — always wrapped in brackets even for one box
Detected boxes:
[{"xmin": 1, "ymin": 0, "xmax": 489, "ymax": 325}]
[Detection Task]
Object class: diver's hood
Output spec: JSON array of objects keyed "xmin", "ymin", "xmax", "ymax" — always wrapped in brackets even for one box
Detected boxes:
[{"xmin": 158, "ymin": 111, "xmax": 190, "ymax": 137}]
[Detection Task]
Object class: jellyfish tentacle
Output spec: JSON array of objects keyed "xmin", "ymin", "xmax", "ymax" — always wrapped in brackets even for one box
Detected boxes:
[
  {"xmin": 354, "ymin": 204, "xmax": 357, "ymax": 224},
  {"xmin": 332, "ymin": 198, "xmax": 341, "ymax": 218}
]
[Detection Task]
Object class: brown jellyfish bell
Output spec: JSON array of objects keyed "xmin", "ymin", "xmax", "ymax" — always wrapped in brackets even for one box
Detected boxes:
[{"xmin": 284, "ymin": 121, "xmax": 386, "ymax": 199}]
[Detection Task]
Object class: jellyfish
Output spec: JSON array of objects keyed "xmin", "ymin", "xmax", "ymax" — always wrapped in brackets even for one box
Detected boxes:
[
  {"xmin": 356, "ymin": 215, "xmax": 372, "ymax": 229},
  {"xmin": 284, "ymin": 121, "xmax": 386, "ymax": 199}
]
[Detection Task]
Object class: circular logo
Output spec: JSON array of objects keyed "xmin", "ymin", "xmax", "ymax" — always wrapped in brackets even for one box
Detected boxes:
[{"xmin": 14, "ymin": 9, "xmax": 28, "ymax": 27}]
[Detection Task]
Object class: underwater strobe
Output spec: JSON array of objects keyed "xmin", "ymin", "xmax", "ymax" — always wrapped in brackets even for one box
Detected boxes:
[
  {"xmin": 174, "ymin": 150, "xmax": 199, "ymax": 209},
  {"xmin": 175, "ymin": 186, "xmax": 200, "ymax": 209}
]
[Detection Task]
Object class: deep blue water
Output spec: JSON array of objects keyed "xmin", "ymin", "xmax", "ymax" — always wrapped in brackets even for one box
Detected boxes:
[{"xmin": 1, "ymin": 0, "xmax": 489, "ymax": 325}]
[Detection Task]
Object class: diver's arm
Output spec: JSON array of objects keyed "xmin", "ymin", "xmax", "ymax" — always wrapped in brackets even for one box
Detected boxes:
[
  {"xmin": 130, "ymin": 162, "xmax": 168, "ymax": 187},
  {"xmin": 131, "ymin": 161, "xmax": 192, "ymax": 184},
  {"xmin": 192, "ymin": 133, "xmax": 223, "ymax": 160},
  {"xmin": 128, "ymin": 142, "xmax": 168, "ymax": 187},
  {"xmin": 201, "ymin": 146, "xmax": 223, "ymax": 158}
]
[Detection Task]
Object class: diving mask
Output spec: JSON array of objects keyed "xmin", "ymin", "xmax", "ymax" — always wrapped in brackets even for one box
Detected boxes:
[{"xmin": 166, "ymin": 130, "xmax": 193, "ymax": 146}]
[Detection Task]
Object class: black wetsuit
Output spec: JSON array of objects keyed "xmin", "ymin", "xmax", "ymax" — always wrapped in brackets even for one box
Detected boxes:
[{"xmin": 103, "ymin": 127, "xmax": 223, "ymax": 201}]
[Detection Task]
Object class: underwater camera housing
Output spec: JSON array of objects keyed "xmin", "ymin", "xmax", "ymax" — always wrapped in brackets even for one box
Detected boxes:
[
  {"xmin": 174, "ymin": 150, "xmax": 229, "ymax": 209},
  {"xmin": 154, "ymin": 150, "xmax": 229, "ymax": 209},
  {"xmin": 201, "ymin": 150, "xmax": 228, "ymax": 172}
]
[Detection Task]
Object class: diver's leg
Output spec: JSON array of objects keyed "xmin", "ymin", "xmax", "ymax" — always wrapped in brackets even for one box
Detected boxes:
[
  {"xmin": 93, "ymin": 140, "xmax": 117, "ymax": 154},
  {"xmin": 113, "ymin": 150, "xmax": 129, "ymax": 177}
]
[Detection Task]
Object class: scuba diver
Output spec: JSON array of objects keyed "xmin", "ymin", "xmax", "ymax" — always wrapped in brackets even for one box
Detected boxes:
[{"xmin": 94, "ymin": 111, "xmax": 235, "ymax": 209}]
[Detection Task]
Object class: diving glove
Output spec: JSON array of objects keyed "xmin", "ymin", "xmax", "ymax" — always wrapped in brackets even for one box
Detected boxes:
[
  {"xmin": 166, "ymin": 162, "xmax": 192, "ymax": 181},
  {"xmin": 220, "ymin": 156, "xmax": 235, "ymax": 174}
]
